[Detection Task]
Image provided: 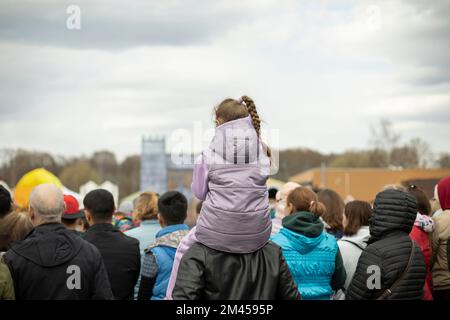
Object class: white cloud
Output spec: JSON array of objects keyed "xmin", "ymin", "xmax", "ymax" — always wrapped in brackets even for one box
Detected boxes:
[{"xmin": 0, "ymin": 0, "xmax": 449, "ymax": 161}]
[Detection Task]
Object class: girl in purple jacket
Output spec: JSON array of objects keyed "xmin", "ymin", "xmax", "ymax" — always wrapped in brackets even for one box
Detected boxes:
[{"xmin": 166, "ymin": 96, "xmax": 273, "ymax": 299}]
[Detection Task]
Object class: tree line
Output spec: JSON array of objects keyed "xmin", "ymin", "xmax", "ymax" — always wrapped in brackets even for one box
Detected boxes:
[{"xmin": 1, "ymin": 120, "xmax": 449, "ymax": 196}]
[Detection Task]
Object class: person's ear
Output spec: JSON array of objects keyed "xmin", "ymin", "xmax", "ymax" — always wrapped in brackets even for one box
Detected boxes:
[
  {"xmin": 285, "ymin": 202, "xmax": 294, "ymax": 215},
  {"xmin": 158, "ymin": 213, "xmax": 168, "ymax": 227},
  {"xmin": 84, "ymin": 209, "xmax": 94, "ymax": 226},
  {"xmin": 29, "ymin": 206, "xmax": 36, "ymax": 224}
]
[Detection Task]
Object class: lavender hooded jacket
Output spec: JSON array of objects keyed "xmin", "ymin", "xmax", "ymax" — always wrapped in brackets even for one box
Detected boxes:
[
  {"xmin": 194, "ymin": 115, "xmax": 272, "ymax": 253},
  {"xmin": 165, "ymin": 116, "xmax": 272, "ymax": 299}
]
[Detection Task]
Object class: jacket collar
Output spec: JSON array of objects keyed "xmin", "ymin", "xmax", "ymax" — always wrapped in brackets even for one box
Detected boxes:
[
  {"xmin": 156, "ymin": 224, "xmax": 189, "ymax": 238},
  {"xmin": 87, "ymin": 223, "xmax": 116, "ymax": 232},
  {"xmin": 141, "ymin": 220, "xmax": 159, "ymax": 226}
]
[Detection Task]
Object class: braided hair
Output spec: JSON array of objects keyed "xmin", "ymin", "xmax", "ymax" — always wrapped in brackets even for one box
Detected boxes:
[
  {"xmin": 214, "ymin": 95, "xmax": 271, "ymax": 157},
  {"xmin": 240, "ymin": 96, "xmax": 261, "ymax": 137}
]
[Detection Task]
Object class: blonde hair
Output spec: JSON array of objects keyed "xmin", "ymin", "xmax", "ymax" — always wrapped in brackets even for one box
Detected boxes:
[
  {"xmin": 134, "ymin": 192, "xmax": 159, "ymax": 221},
  {"xmin": 0, "ymin": 211, "xmax": 34, "ymax": 251}
]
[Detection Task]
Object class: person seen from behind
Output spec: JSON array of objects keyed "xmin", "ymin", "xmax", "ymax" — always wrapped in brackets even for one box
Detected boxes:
[
  {"xmin": 3, "ymin": 184, "xmax": 113, "ymax": 300},
  {"xmin": 431, "ymin": 176, "xmax": 450, "ymax": 300},
  {"xmin": 138, "ymin": 191, "xmax": 189, "ymax": 300},
  {"xmin": 317, "ymin": 189, "xmax": 345, "ymax": 239},
  {"xmin": 334, "ymin": 200, "xmax": 371, "ymax": 299},
  {"xmin": 171, "ymin": 96, "xmax": 300, "ymax": 300},
  {"xmin": 407, "ymin": 185, "xmax": 434, "ymax": 300},
  {"xmin": 346, "ymin": 189, "xmax": 426, "ymax": 300},
  {"xmin": 0, "ymin": 211, "xmax": 33, "ymax": 300},
  {"xmin": 271, "ymin": 186, "xmax": 346, "ymax": 300},
  {"xmin": 83, "ymin": 189, "xmax": 141, "ymax": 300},
  {"xmin": 61, "ymin": 195, "xmax": 86, "ymax": 236}
]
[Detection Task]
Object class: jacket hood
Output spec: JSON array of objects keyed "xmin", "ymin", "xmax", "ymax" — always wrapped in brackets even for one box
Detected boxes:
[
  {"xmin": 369, "ymin": 189, "xmax": 417, "ymax": 241},
  {"xmin": 205, "ymin": 116, "xmax": 267, "ymax": 166},
  {"xmin": 282, "ymin": 211, "xmax": 324, "ymax": 237},
  {"xmin": 145, "ymin": 224, "xmax": 190, "ymax": 252},
  {"xmin": 339, "ymin": 226, "xmax": 370, "ymax": 249},
  {"xmin": 279, "ymin": 225, "xmax": 325, "ymax": 254},
  {"xmin": 11, "ymin": 223, "xmax": 82, "ymax": 267},
  {"xmin": 438, "ymin": 176, "xmax": 450, "ymax": 210}
]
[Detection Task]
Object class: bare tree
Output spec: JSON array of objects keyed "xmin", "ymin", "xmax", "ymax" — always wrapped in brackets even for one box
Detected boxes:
[
  {"xmin": 369, "ymin": 118, "xmax": 401, "ymax": 160},
  {"xmin": 437, "ymin": 153, "xmax": 450, "ymax": 168},
  {"xmin": 408, "ymin": 138, "xmax": 433, "ymax": 168}
]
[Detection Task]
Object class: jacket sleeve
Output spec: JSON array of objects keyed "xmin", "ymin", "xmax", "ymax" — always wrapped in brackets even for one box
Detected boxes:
[
  {"xmin": 138, "ymin": 252, "xmax": 158, "ymax": 300},
  {"xmin": 172, "ymin": 245, "xmax": 205, "ymax": 300},
  {"xmin": 346, "ymin": 245, "xmax": 382, "ymax": 300},
  {"xmin": 191, "ymin": 154, "xmax": 209, "ymax": 201},
  {"xmin": 276, "ymin": 248, "xmax": 301, "ymax": 300},
  {"xmin": 430, "ymin": 221, "xmax": 440, "ymax": 266},
  {"xmin": 133, "ymin": 243, "xmax": 141, "ymax": 288},
  {"xmin": 0, "ymin": 257, "xmax": 15, "ymax": 300},
  {"xmin": 331, "ymin": 248, "xmax": 347, "ymax": 291},
  {"xmin": 91, "ymin": 254, "xmax": 114, "ymax": 300}
]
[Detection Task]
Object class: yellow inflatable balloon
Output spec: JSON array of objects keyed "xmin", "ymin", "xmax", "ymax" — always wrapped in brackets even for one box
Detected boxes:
[{"xmin": 14, "ymin": 168, "xmax": 63, "ymax": 209}]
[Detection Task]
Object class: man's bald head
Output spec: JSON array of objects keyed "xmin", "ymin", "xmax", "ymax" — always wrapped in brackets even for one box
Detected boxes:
[{"xmin": 29, "ymin": 184, "xmax": 64, "ymax": 224}]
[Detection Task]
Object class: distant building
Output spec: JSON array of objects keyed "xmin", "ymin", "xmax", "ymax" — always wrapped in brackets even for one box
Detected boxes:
[
  {"xmin": 290, "ymin": 167, "xmax": 450, "ymax": 201},
  {"xmin": 140, "ymin": 137, "xmax": 167, "ymax": 194},
  {"xmin": 140, "ymin": 136, "xmax": 194, "ymax": 200}
]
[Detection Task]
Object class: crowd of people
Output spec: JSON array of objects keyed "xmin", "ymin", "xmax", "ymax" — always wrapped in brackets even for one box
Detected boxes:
[{"xmin": 0, "ymin": 95, "xmax": 449, "ymax": 300}]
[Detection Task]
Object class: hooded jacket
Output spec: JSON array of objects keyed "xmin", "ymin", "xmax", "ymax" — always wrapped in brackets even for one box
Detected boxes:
[
  {"xmin": 271, "ymin": 211, "xmax": 346, "ymax": 300},
  {"xmin": 337, "ymin": 225, "xmax": 370, "ymax": 298},
  {"xmin": 172, "ymin": 241, "xmax": 300, "ymax": 300},
  {"xmin": 193, "ymin": 116, "xmax": 272, "ymax": 254},
  {"xmin": 165, "ymin": 226, "xmax": 197, "ymax": 299},
  {"xmin": 431, "ymin": 176, "xmax": 450, "ymax": 291},
  {"xmin": 4, "ymin": 223, "xmax": 113, "ymax": 300},
  {"xmin": 346, "ymin": 189, "xmax": 426, "ymax": 300},
  {"xmin": 138, "ymin": 224, "xmax": 189, "ymax": 300}
]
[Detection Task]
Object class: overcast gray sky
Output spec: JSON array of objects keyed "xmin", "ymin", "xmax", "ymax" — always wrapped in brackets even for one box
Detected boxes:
[{"xmin": 0, "ymin": 0, "xmax": 449, "ymax": 160}]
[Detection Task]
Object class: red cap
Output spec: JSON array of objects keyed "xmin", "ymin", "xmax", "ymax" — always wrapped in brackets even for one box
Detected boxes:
[{"xmin": 64, "ymin": 195, "xmax": 79, "ymax": 215}]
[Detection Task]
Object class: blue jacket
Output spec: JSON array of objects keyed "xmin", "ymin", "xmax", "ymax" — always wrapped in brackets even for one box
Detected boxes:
[
  {"xmin": 271, "ymin": 212, "xmax": 339, "ymax": 300},
  {"xmin": 148, "ymin": 224, "xmax": 190, "ymax": 300}
]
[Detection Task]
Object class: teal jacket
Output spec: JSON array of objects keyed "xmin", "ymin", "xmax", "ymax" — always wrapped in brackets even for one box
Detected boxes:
[{"xmin": 271, "ymin": 211, "xmax": 346, "ymax": 300}]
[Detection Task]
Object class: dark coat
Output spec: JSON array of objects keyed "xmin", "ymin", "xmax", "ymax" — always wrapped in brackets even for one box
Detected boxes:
[
  {"xmin": 346, "ymin": 189, "xmax": 426, "ymax": 300},
  {"xmin": 84, "ymin": 223, "xmax": 141, "ymax": 300},
  {"xmin": 4, "ymin": 223, "xmax": 113, "ymax": 300},
  {"xmin": 172, "ymin": 241, "xmax": 301, "ymax": 300}
]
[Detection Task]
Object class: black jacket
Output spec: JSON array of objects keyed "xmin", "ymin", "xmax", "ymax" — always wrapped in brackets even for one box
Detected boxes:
[
  {"xmin": 346, "ymin": 189, "xmax": 426, "ymax": 300},
  {"xmin": 173, "ymin": 241, "xmax": 301, "ymax": 300},
  {"xmin": 4, "ymin": 223, "xmax": 113, "ymax": 300},
  {"xmin": 84, "ymin": 223, "xmax": 141, "ymax": 300}
]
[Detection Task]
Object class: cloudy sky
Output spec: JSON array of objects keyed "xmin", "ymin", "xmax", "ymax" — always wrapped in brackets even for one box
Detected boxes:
[{"xmin": 0, "ymin": 0, "xmax": 449, "ymax": 160}]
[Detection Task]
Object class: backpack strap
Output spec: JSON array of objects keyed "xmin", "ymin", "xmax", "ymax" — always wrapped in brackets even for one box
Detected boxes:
[
  {"xmin": 340, "ymin": 239, "xmax": 365, "ymax": 251},
  {"xmin": 377, "ymin": 240, "xmax": 416, "ymax": 300}
]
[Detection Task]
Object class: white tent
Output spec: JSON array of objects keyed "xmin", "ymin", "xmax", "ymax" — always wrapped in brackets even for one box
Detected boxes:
[{"xmin": 80, "ymin": 180, "xmax": 119, "ymax": 206}]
